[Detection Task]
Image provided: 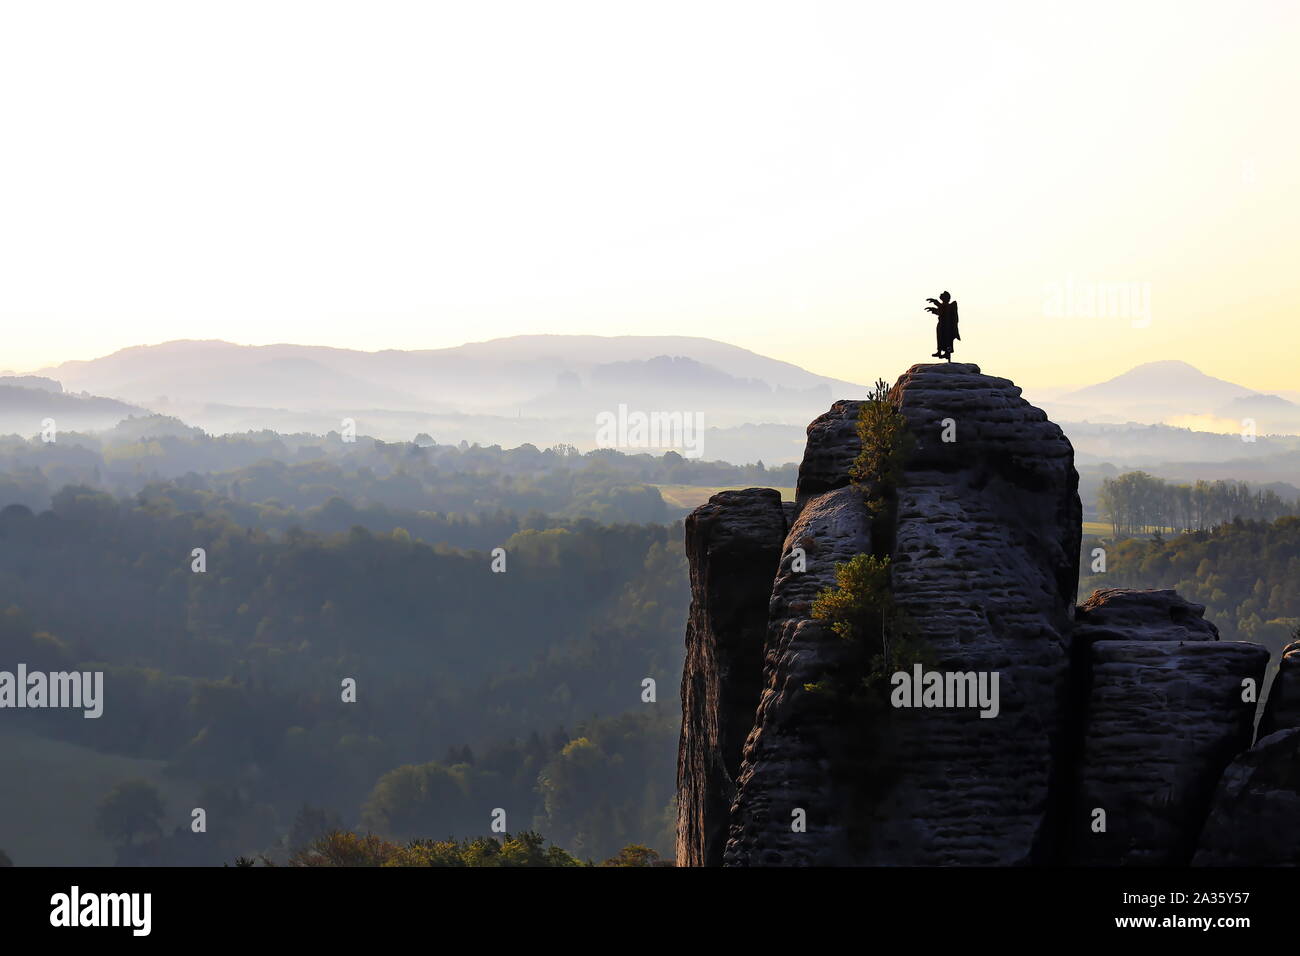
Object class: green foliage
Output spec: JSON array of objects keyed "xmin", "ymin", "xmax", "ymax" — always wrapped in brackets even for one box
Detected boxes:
[
  {"xmin": 0, "ymin": 414, "xmax": 782, "ymax": 866},
  {"xmin": 811, "ymin": 554, "xmax": 934, "ymax": 697},
  {"xmin": 0, "ymin": 428, "xmax": 796, "ymax": 533},
  {"xmin": 801, "ymin": 679, "xmax": 837, "ymax": 697},
  {"xmin": 285, "ymin": 829, "xmax": 586, "ymax": 867},
  {"xmin": 533, "ymin": 711, "xmax": 678, "ymax": 859},
  {"xmin": 94, "ymin": 779, "xmax": 166, "ymax": 846},
  {"xmin": 810, "ymin": 380, "xmax": 926, "ymax": 698},
  {"xmin": 281, "ymin": 828, "xmax": 664, "ymax": 867},
  {"xmin": 287, "ymin": 831, "xmax": 403, "ymax": 867},
  {"xmin": 866, "ymin": 627, "xmax": 936, "ymax": 693},
  {"xmin": 361, "ymin": 762, "xmax": 487, "ymax": 840},
  {"xmin": 354, "ymin": 709, "xmax": 677, "ymax": 862},
  {"xmin": 811, "ymin": 553, "xmax": 892, "ymax": 642},
  {"xmin": 0, "ymin": 485, "xmax": 688, "ymax": 864},
  {"xmin": 601, "ymin": 844, "xmax": 662, "ymax": 867},
  {"xmin": 849, "ymin": 378, "xmax": 914, "ymax": 505},
  {"xmin": 288, "ymin": 804, "xmax": 343, "ymax": 852},
  {"xmin": 1081, "ymin": 515, "xmax": 1300, "ymax": 657},
  {"xmin": 1097, "ymin": 471, "xmax": 1300, "ymax": 538}
]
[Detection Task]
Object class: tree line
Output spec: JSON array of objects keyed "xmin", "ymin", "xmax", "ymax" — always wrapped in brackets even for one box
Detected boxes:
[
  {"xmin": 1080, "ymin": 515, "xmax": 1300, "ymax": 652},
  {"xmin": 0, "ymin": 486, "xmax": 688, "ymax": 864},
  {"xmin": 0, "ymin": 414, "xmax": 795, "ymax": 523},
  {"xmin": 1096, "ymin": 472, "xmax": 1300, "ymax": 537}
]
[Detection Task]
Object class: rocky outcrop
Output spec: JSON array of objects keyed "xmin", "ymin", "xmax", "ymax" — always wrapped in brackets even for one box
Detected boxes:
[
  {"xmin": 723, "ymin": 485, "xmax": 875, "ymax": 865},
  {"xmin": 794, "ymin": 400, "xmax": 863, "ymax": 507},
  {"xmin": 1073, "ymin": 588, "xmax": 1221, "ymax": 644},
  {"xmin": 1065, "ymin": 586, "xmax": 1265, "ymax": 864},
  {"xmin": 1258, "ymin": 640, "xmax": 1300, "ymax": 738},
  {"xmin": 874, "ymin": 363, "xmax": 1081, "ymax": 864},
  {"xmin": 676, "ymin": 488, "xmax": 787, "ymax": 867},
  {"xmin": 721, "ymin": 363, "xmax": 1084, "ymax": 865},
  {"xmin": 1070, "ymin": 639, "xmax": 1267, "ymax": 865},
  {"xmin": 677, "ymin": 362, "xmax": 1283, "ymax": 867},
  {"xmin": 1193, "ymin": 727, "xmax": 1300, "ymax": 866}
]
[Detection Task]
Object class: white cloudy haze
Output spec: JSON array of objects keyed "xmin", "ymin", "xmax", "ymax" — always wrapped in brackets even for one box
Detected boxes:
[{"xmin": 1, "ymin": 0, "xmax": 1297, "ymax": 391}]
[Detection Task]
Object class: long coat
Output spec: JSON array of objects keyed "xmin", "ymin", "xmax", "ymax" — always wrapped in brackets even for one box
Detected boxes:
[{"xmin": 939, "ymin": 300, "xmax": 961, "ymax": 351}]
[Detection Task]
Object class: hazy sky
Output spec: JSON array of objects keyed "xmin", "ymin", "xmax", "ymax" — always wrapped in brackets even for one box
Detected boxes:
[{"xmin": 2, "ymin": 0, "xmax": 1296, "ymax": 390}]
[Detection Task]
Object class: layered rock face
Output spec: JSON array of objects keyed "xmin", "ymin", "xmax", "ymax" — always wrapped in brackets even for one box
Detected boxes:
[
  {"xmin": 1073, "ymin": 588, "xmax": 1222, "ymax": 644},
  {"xmin": 875, "ymin": 363, "xmax": 1081, "ymax": 864},
  {"xmin": 793, "ymin": 399, "xmax": 864, "ymax": 506},
  {"xmin": 1072, "ymin": 641, "xmax": 1266, "ymax": 864},
  {"xmin": 677, "ymin": 362, "xmax": 1285, "ymax": 866},
  {"xmin": 677, "ymin": 488, "xmax": 787, "ymax": 867},
  {"xmin": 1258, "ymin": 639, "xmax": 1300, "ymax": 738},
  {"xmin": 715, "ymin": 363, "xmax": 1081, "ymax": 865},
  {"xmin": 1193, "ymin": 728, "xmax": 1300, "ymax": 865},
  {"xmin": 723, "ymin": 485, "xmax": 875, "ymax": 865},
  {"xmin": 1068, "ymin": 587, "xmax": 1267, "ymax": 864},
  {"xmin": 1191, "ymin": 639, "xmax": 1300, "ymax": 866}
]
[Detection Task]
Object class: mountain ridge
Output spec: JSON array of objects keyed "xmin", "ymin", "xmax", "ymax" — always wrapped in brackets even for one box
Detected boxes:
[
  {"xmin": 36, "ymin": 335, "xmax": 869, "ymax": 397},
  {"xmin": 1061, "ymin": 359, "xmax": 1258, "ymax": 404}
]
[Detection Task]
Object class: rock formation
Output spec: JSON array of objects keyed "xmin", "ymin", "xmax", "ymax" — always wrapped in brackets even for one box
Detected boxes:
[
  {"xmin": 1072, "ymin": 587, "xmax": 1222, "ymax": 644},
  {"xmin": 1193, "ymin": 727, "xmax": 1300, "ymax": 866},
  {"xmin": 676, "ymin": 488, "xmax": 787, "ymax": 866},
  {"xmin": 875, "ymin": 363, "xmax": 1080, "ymax": 864},
  {"xmin": 723, "ymin": 485, "xmax": 876, "ymax": 865},
  {"xmin": 1070, "ymin": 638, "xmax": 1266, "ymax": 864},
  {"xmin": 1189, "ymin": 640, "xmax": 1300, "ymax": 867},
  {"xmin": 1258, "ymin": 639, "xmax": 1300, "ymax": 738},
  {"xmin": 677, "ymin": 362, "xmax": 1284, "ymax": 866},
  {"xmin": 1067, "ymin": 587, "xmax": 1266, "ymax": 863}
]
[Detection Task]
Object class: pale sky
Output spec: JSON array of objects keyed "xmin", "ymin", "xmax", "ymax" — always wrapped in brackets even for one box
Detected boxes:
[{"xmin": 2, "ymin": 0, "xmax": 1297, "ymax": 391}]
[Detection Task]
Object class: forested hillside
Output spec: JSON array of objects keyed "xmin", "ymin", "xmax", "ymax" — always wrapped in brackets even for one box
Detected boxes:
[
  {"xmin": 1096, "ymin": 471, "xmax": 1299, "ymax": 536},
  {"xmin": 3, "ymin": 415, "xmax": 1297, "ymax": 868},
  {"xmin": 0, "ymin": 418, "xmax": 794, "ymax": 525},
  {"xmin": 1081, "ymin": 516, "xmax": 1300, "ymax": 654},
  {"xmin": 0, "ymin": 490, "xmax": 687, "ymax": 864}
]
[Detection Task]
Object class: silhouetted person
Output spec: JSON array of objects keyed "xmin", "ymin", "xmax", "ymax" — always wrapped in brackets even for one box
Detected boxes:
[{"xmin": 925, "ymin": 291, "xmax": 960, "ymax": 360}]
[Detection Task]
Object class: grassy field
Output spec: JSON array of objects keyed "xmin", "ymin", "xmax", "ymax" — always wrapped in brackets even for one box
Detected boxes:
[
  {"xmin": 654, "ymin": 483, "xmax": 796, "ymax": 512},
  {"xmin": 0, "ymin": 727, "xmax": 200, "ymax": 866},
  {"xmin": 1082, "ymin": 521, "xmax": 1187, "ymax": 537}
]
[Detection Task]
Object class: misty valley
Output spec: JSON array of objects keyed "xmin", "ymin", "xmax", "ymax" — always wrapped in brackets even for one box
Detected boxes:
[
  {"xmin": 3, "ymin": 1, "xmax": 1297, "ymax": 937},
  {"xmin": 0, "ymin": 343, "xmax": 1298, "ymax": 870}
]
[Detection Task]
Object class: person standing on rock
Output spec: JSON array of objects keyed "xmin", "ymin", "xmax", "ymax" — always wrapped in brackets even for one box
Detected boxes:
[{"xmin": 925, "ymin": 291, "xmax": 960, "ymax": 360}]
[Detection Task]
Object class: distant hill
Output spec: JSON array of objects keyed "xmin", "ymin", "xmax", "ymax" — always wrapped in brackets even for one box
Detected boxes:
[
  {"xmin": 0, "ymin": 384, "xmax": 148, "ymax": 436},
  {"xmin": 1041, "ymin": 360, "xmax": 1300, "ymax": 436},
  {"xmin": 1061, "ymin": 360, "xmax": 1254, "ymax": 407},
  {"xmin": 1217, "ymin": 393, "xmax": 1300, "ymax": 434},
  {"xmin": 30, "ymin": 336, "xmax": 871, "ymax": 459},
  {"xmin": 409, "ymin": 334, "xmax": 865, "ymax": 391},
  {"xmin": 37, "ymin": 336, "xmax": 866, "ymax": 412},
  {"xmin": 588, "ymin": 355, "xmax": 767, "ymax": 391},
  {"xmin": 0, "ymin": 376, "xmax": 62, "ymax": 394}
]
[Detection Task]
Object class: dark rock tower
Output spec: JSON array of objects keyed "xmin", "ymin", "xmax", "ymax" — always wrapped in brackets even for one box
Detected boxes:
[{"xmin": 677, "ymin": 363, "xmax": 1272, "ymax": 866}]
